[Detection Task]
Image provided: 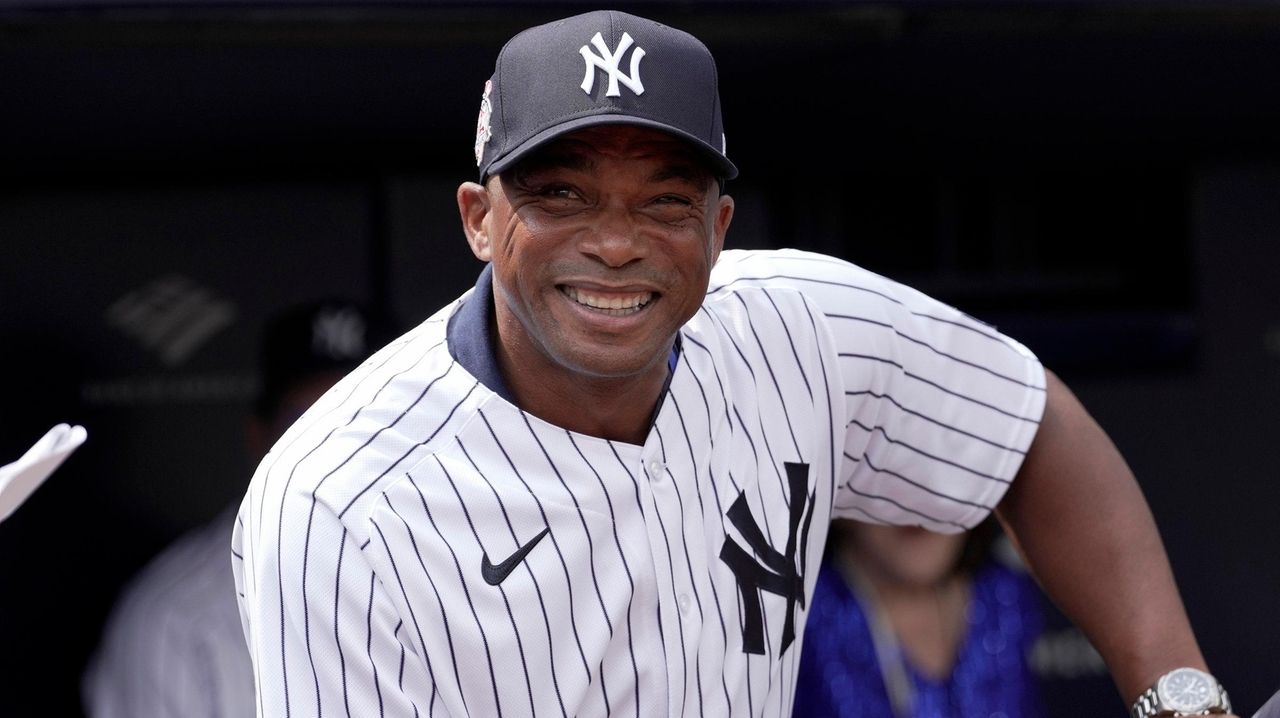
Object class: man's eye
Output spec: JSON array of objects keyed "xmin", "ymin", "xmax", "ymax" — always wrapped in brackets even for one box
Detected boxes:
[
  {"xmin": 542, "ymin": 185, "xmax": 578, "ymax": 199},
  {"xmin": 654, "ymin": 194, "xmax": 692, "ymax": 206}
]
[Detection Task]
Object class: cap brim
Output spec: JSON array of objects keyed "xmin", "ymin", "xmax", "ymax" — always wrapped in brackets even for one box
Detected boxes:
[{"xmin": 485, "ymin": 113, "xmax": 738, "ymax": 182}]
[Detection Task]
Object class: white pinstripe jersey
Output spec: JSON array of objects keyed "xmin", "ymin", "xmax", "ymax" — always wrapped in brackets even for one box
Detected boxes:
[
  {"xmin": 86, "ymin": 506, "xmax": 254, "ymax": 718},
  {"xmin": 232, "ymin": 248, "xmax": 1046, "ymax": 717}
]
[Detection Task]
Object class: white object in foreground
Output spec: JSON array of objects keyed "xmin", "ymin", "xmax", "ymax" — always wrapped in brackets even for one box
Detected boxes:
[{"xmin": 0, "ymin": 423, "xmax": 87, "ymax": 523}]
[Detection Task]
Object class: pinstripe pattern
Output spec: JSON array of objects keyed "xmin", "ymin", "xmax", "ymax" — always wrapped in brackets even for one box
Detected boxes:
[
  {"xmin": 233, "ymin": 248, "xmax": 1046, "ymax": 717},
  {"xmin": 86, "ymin": 507, "xmax": 254, "ymax": 718}
]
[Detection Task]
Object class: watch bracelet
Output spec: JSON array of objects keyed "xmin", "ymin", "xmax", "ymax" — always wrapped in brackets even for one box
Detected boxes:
[{"xmin": 1130, "ymin": 684, "xmax": 1232, "ymax": 718}]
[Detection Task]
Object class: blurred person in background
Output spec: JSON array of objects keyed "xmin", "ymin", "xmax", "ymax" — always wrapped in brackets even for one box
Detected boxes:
[
  {"xmin": 793, "ymin": 516, "xmax": 1045, "ymax": 718},
  {"xmin": 1255, "ymin": 688, "xmax": 1280, "ymax": 718},
  {"xmin": 81, "ymin": 297, "xmax": 392, "ymax": 718}
]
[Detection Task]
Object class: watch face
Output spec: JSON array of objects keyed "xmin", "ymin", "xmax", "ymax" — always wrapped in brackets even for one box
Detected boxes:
[{"xmin": 1158, "ymin": 667, "xmax": 1218, "ymax": 713}]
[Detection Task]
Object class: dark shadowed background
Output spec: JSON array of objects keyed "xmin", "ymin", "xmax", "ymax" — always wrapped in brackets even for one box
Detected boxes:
[{"xmin": 2, "ymin": 1, "xmax": 1278, "ymax": 715}]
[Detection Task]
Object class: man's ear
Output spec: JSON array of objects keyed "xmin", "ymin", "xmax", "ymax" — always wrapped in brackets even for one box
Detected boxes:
[
  {"xmin": 457, "ymin": 181, "xmax": 493, "ymax": 261},
  {"xmin": 711, "ymin": 192, "xmax": 734, "ymax": 264}
]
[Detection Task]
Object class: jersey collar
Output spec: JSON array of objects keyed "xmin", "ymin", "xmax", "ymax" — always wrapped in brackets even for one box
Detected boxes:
[{"xmin": 447, "ymin": 264, "xmax": 517, "ymax": 404}]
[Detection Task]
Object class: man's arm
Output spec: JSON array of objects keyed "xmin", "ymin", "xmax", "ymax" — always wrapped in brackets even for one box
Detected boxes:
[{"xmin": 995, "ymin": 368, "xmax": 1236, "ymax": 715}]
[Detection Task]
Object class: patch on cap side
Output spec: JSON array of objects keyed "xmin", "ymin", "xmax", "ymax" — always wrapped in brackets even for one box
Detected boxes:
[{"xmin": 474, "ymin": 79, "xmax": 494, "ymax": 167}]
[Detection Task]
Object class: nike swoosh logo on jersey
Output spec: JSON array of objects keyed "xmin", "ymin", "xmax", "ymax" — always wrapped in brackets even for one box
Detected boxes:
[{"xmin": 481, "ymin": 527, "xmax": 551, "ymax": 585}]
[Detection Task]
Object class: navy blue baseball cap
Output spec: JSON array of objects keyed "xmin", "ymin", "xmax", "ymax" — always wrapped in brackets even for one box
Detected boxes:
[{"xmin": 473, "ymin": 9, "xmax": 738, "ymax": 183}]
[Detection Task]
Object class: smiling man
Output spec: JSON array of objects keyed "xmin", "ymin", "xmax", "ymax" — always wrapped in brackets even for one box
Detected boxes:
[
  {"xmin": 233, "ymin": 10, "xmax": 1236, "ymax": 718},
  {"xmin": 457, "ymin": 125, "xmax": 732, "ymax": 444}
]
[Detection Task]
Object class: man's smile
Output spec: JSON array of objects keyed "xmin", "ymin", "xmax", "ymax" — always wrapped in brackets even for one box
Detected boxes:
[{"xmin": 560, "ymin": 285, "xmax": 654, "ymax": 316}]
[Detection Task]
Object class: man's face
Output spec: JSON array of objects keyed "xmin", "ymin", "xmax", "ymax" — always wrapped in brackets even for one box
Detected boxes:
[{"xmin": 464, "ymin": 125, "xmax": 734, "ymax": 387}]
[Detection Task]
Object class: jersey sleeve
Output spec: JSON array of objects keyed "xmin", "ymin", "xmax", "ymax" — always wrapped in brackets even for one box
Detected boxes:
[
  {"xmin": 713, "ymin": 249, "xmax": 1047, "ymax": 531},
  {"xmin": 233, "ymin": 462, "xmax": 445, "ymax": 717}
]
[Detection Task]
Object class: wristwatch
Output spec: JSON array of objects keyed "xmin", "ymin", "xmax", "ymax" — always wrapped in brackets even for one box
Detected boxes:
[{"xmin": 1131, "ymin": 667, "xmax": 1232, "ymax": 717}]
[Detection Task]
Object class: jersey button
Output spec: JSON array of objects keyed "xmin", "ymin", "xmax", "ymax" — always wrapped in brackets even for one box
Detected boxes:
[
  {"xmin": 678, "ymin": 593, "xmax": 692, "ymax": 615},
  {"xmin": 647, "ymin": 460, "xmax": 666, "ymax": 479}
]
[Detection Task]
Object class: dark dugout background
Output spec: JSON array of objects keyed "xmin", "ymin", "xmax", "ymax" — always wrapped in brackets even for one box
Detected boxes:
[{"xmin": 2, "ymin": 0, "xmax": 1278, "ymax": 714}]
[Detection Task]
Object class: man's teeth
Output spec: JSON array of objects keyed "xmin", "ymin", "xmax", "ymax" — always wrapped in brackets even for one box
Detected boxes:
[{"xmin": 563, "ymin": 286, "xmax": 652, "ymax": 314}]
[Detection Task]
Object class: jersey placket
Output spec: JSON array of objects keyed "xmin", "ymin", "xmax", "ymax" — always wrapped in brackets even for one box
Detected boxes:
[
  {"xmin": 641, "ymin": 385, "xmax": 723, "ymax": 715},
  {"xmin": 625, "ymin": 439, "xmax": 680, "ymax": 717}
]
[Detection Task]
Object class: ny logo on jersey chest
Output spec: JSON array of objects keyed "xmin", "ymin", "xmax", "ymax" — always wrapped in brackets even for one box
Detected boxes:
[{"xmin": 719, "ymin": 462, "xmax": 816, "ymax": 656}]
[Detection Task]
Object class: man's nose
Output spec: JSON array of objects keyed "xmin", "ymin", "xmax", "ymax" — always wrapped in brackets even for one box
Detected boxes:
[{"xmin": 579, "ymin": 210, "xmax": 649, "ymax": 268}]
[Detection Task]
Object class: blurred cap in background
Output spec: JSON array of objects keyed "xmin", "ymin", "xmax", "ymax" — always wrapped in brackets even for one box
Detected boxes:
[{"xmin": 254, "ymin": 298, "xmax": 398, "ymax": 420}]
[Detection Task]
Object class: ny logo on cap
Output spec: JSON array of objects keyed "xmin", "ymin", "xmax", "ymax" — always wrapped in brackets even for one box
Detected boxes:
[{"xmin": 579, "ymin": 31, "xmax": 645, "ymax": 97}]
